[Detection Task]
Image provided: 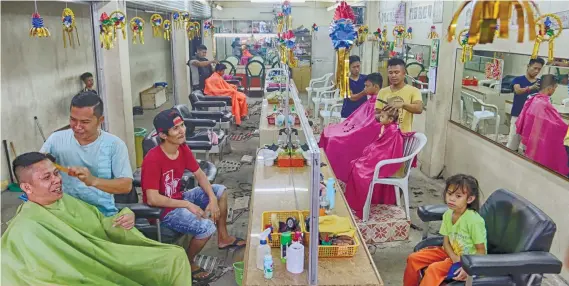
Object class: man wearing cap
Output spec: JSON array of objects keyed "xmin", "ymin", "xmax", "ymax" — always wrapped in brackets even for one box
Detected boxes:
[
  {"xmin": 204, "ymin": 63, "xmax": 249, "ymax": 125},
  {"xmin": 141, "ymin": 109, "xmax": 246, "ymax": 282}
]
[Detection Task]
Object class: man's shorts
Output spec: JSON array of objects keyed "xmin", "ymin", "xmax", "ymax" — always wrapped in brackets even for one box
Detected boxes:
[{"xmin": 161, "ymin": 184, "xmax": 226, "ymax": 239}]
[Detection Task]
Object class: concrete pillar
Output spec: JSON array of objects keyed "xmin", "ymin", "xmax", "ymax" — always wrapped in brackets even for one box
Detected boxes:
[
  {"xmin": 172, "ymin": 25, "xmax": 191, "ymax": 106},
  {"xmin": 418, "ymin": 1, "xmax": 459, "ymax": 177},
  {"xmin": 92, "ymin": 1, "xmax": 136, "ymax": 170}
]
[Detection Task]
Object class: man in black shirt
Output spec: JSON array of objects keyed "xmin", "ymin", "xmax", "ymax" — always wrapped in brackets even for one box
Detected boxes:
[{"xmin": 188, "ymin": 45, "xmax": 217, "ymax": 91}]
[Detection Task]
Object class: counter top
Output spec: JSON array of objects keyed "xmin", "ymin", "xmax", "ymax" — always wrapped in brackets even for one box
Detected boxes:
[
  {"xmin": 462, "ymin": 85, "xmax": 514, "ymax": 97},
  {"xmin": 242, "ymin": 149, "xmax": 383, "ymax": 286}
]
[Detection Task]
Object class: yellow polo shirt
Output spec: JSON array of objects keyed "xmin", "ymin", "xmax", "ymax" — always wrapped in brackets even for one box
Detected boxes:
[
  {"xmin": 375, "ymin": 85, "xmax": 423, "ymax": 132},
  {"xmin": 564, "ymin": 126, "xmax": 569, "ymax": 147}
]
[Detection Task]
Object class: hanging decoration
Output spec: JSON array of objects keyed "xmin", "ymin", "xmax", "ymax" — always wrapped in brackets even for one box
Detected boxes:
[
  {"xmin": 109, "ymin": 11, "xmax": 127, "ymax": 40},
  {"xmin": 181, "ymin": 11, "xmax": 191, "ymax": 27},
  {"xmin": 532, "ymin": 14, "xmax": 562, "ymax": 62},
  {"xmin": 356, "ymin": 25, "xmax": 368, "ymax": 46},
  {"xmin": 329, "ymin": 1, "xmax": 357, "ymax": 99},
  {"xmin": 485, "ymin": 58, "xmax": 502, "ymax": 80},
  {"xmin": 30, "ymin": 12, "xmax": 50, "ymax": 38},
  {"xmin": 130, "ymin": 16, "xmax": 145, "ymax": 44},
  {"xmin": 428, "ymin": 25, "xmax": 439, "ymax": 39},
  {"xmin": 393, "ymin": 25, "xmax": 405, "ymax": 47},
  {"xmin": 204, "ymin": 21, "xmax": 214, "ymax": 37},
  {"xmin": 163, "ymin": 20, "xmax": 172, "ymax": 41},
  {"xmin": 172, "ymin": 11, "xmax": 183, "ymax": 30},
  {"xmin": 150, "ymin": 14, "xmax": 163, "ymax": 38},
  {"xmin": 458, "ymin": 29, "xmax": 473, "ymax": 63},
  {"xmin": 311, "ymin": 23, "xmax": 318, "ymax": 35},
  {"xmin": 186, "ymin": 21, "xmax": 200, "ymax": 40},
  {"xmin": 282, "ymin": 1, "xmax": 292, "ymax": 29},
  {"xmin": 276, "ymin": 13, "xmax": 285, "ymax": 35},
  {"xmin": 99, "ymin": 13, "xmax": 114, "ymax": 49},
  {"xmin": 373, "ymin": 28, "xmax": 381, "ymax": 41},
  {"xmin": 283, "ymin": 30, "xmax": 298, "ymax": 67},
  {"xmin": 406, "ymin": 27, "xmax": 413, "ymax": 39},
  {"xmin": 62, "ymin": 8, "xmax": 79, "ymax": 48},
  {"xmin": 447, "ymin": 1, "xmax": 540, "ymax": 48}
]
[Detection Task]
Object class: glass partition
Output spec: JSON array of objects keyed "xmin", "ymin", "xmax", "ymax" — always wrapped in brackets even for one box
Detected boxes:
[
  {"xmin": 214, "ymin": 34, "xmax": 277, "ymax": 62},
  {"xmin": 450, "ymin": 50, "xmax": 569, "ymax": 179}
]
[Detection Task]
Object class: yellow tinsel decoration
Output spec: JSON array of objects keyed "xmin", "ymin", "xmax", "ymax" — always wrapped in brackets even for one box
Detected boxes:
[
  {"xmin": 62, "ymin": 8, "xmax": 79, "ymax": 48},
  {"xmin": 393, "ymin": 25, "xmax": 405, "ymax": 47},
  {"xmin": 336, "ymin": 48, "xmax": 350, "ymax": 98},
  {"xmin": 99, "ymin": 12, "xmax": 114, "ymax": 50},
  {"xmin": 458, "ymin": 29, "xmax": 473, "ymax": 63},
  {"xmin": 186, "ymin": 21, "xmax": 201, "ymax": 40},
  {"xmin": 30, "ymin": 12, "xmax": 51, "ymax": 38},
  {"xmin": 531, "ymin": 14, "xmax": 562, "ymax": 62},
  {"xmin": 287, "ymin": 48, "xmax": 298, "ymax": 67},
  {"xmin": 150, "ymin": 14, "xmax": 163, "ymax": 38},
  {"xmin": 130, "ymin": 17, "xmax": 145, "ymax": 44},
  {"xmin": 163, "ymin": 20, "xmax": 172, "ymax": 41},
  {"xmin": 110, "ymin": 10, "xmax": 127, "ymax": 41}
]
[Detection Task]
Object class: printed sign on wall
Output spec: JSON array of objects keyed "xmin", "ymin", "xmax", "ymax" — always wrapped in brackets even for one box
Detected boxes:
[{"xmin": 408, "ymin": 3, "xmax": 433, "ymax": 24}]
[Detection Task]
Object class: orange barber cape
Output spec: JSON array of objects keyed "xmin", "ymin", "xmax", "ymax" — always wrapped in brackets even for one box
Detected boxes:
[{"xmin": 204, "ymin": 72, "xmax": 248, "ymax": 125}]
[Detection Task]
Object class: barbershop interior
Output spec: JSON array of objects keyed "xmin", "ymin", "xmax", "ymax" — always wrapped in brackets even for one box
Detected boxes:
[{"xmin": 2, "ymin": 0, "xmax": 569, "ymax": 285}]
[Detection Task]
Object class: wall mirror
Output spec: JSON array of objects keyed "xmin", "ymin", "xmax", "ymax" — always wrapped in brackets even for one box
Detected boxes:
[{"xmin": 451, "ymin": 49, "xmax": 569, "ymax": 179}]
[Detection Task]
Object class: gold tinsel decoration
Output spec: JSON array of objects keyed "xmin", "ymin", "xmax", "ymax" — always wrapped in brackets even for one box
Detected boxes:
[
  {"xmin": 130, "ymin": 16, "xmax": 145, "ymax": 44},
  {"xmin": 62, "ymin": 8, "xmax": 80, "ymax": 48}
]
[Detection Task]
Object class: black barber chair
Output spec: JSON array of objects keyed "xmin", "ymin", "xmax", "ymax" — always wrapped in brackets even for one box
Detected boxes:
[
  {"xmin": 187, "ymin": 91, "xmax": 234, "ymax": 131},
  {"xmin": 117, "ymin": 131, "xmax": 218, "ymax": 243},
  {"xmin": 415, "ymin": 189, "xmax": 562, "ymax": 285}
]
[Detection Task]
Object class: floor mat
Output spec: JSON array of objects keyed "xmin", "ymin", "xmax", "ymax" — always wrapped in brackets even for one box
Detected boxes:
[
  {"xmin": 229, "ymin": 132, "xmax": 254, "ymax": 141},
  {"xmin": 218, "ymin": 160, "xmax": 242, "ymax": 173}
]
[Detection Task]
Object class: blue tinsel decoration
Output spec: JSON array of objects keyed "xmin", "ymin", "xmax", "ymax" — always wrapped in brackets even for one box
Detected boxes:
[
  {"xmin": 329, "ymin": 19, "xmax": 357, "ymax": 50},
  {"xmin": 32, "ymin": 16, "xmax": 45, "ymax": 28}
]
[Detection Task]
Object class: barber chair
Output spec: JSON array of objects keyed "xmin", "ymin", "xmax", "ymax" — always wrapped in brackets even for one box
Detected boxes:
[
  {"xmin": 180, "ymin": 110, "xmax": 227, "ymax": 162},
  {"xmin": 188, "ymin": 90, "xmax": 234, "ymax": 132},
  {"xmin": 415, "ymin": 189, "xmax": 562, "ymax": 285},
  {"xmin": 176, "ymin": 103, "xmax": 232, "ymax": 156}
]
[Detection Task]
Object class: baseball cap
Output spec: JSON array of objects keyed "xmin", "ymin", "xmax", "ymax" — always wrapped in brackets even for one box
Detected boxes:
[{"xmin": 153, "ymin": 109, "xmax": 184, "ymax": 136}]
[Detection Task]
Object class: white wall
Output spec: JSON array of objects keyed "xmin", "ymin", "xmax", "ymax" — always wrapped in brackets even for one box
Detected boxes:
[
  {"xmin": 1, "ymin": 1, "xmax": 96, "ymax": 181},
  {"xmin": 127, "ymin": 10, "xmax": 173, "ymax": 107},
  {"xmin": 445, "ymin": 124, "xmax": 569, "ymax": 279}
]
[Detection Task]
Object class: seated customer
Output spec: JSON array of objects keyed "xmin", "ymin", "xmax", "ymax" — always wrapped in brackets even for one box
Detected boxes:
[
  {"xmin": 516, "ymin": 74, "xmax": 569, "ymax": 175},
  {"xmin": 404, "ymin": 174, "xmax": 486, "ymax": 286},
  {"xmin": 40, "ymin": 91, "xmax": 133, "ymax": 217},
  {"xmin": 345, "ymin": 106, "xmax": 409, "ymax": 218},
  {"xmin": 141, "ymin": 109, "xmax": 246, "ymax": 282},
  {"xmin": 205, "ymin": 63, "xmax": 249, "ymax": 125},
  {"xmin": 2, "ymin": 152, "xmax": 191, "ymax": 285},
  {"xmin": 318, "ymin": 73, "xmax": 383, "ymax": 183}
]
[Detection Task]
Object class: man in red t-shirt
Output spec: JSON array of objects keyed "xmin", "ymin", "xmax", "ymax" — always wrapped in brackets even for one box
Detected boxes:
[{"xmin": 141, "ymin": 109, "xmax": 246, "ymax": 282}]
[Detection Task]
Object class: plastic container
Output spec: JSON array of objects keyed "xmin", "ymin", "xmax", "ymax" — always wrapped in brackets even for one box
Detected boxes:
[
  {"xmin": 259, "ymin": 149, "xmax": 277, "ymax": 167},
  {"xmin": 326, "ymin": 178, "xmax": 336, "ymax": 210},
  {"xmin": 277, "ymin": 154, "xmax": 305, "ymax": 167},
  {"xmin": 134, "ymin": 127, "xmax": 147, "ymax": 168},
  {"xmin": 257, "ymin": 228, "xmax": 272, "ymax": 270},
  {"xmin": 264, "ymin": 254, "xmax": 274, "ymax": 279},
  {"xmin": 233, "ymin": 262, "xmax": 244, "ymax": 286},
  {"xmin": 299, "ymin": 210, "xmax": 360, "ymax": 258},
  {"xmin": 261, "ymin": 211, "xmax": 306, "ymax": 248},
  {"xmin": 280, "ymin": 232, "xmax": 292, "ymax": 262}
]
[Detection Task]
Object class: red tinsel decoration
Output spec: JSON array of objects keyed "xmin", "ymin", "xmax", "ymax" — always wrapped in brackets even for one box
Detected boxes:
[
  {"xmin": 283, "ymin": 30, "xmax": 294, "ymax": 39},
  {"xmin": 333, "ymin": 1, "xmax": 355, "ymax": 22}
]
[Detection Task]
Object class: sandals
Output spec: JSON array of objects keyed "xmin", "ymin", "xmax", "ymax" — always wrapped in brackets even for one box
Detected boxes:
[
  {"xmin": 192, "ymin": 267, "xmax": 214, "ymax": 282},
  {"xmin": 218, "ymin": 237, "xmax": 246, "ymax": 250}
]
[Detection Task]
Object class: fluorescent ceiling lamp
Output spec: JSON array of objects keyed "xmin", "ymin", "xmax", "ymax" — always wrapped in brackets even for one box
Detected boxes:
[
  {"xmin": 215, "ymin": 4, "xmax": 223, "ymax": 10},
  {"xmin": 251, "ymin": 0, "xmax": 305, "ymax": 2},
  {"xmin": 214, "ymin": 33, "xmax": 278, "ymax": 38}
]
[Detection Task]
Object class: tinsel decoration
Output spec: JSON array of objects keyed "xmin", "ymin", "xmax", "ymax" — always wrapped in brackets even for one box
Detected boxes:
[
  {"xmin": 428, "ymin": 25, "xmax": 439, "ymax": 39},
  {"xmin": 62, "ymin": 8, "xmax": 79, "ymax": 48},
  {"xmin": 163, "ymin": 20, "xmax": 172, "ymax": 41},
  {"xmin": 130, "ymin": 16, "xmax": 145, "ymax": 44},
  {"xmin": 186, "ymin": 22, "xmax": 200, "ymax": 40},
  {"xmin": 276, "ymin": 13, "xmax": 285, "ymax": 34},
  {"xmin": 311, "ymin": 23, "xmax": 319, "ymax": 36},
  {"xmin": 329, "ymin": 1, "xmax": 356, "ymax": 99},
  {"xmin": 373, "ymin": 28, "xmax": 381, "ymax": 41},
  {"xmin": 485, "ymin": 58, "xmax": 502, "ymax": 80},
  {"xmin": 448, "ymin": 1, "xmax": 540, "ymax": 47},
  {"xmin": 282, "ymin": 1, "xmax": 292, "ymax": 28},
  {"xmin": 283, "ymin": 30, "xmax": 298, "ymax": 67},
  {"xmin": 393, "ymin": 25, "xmax": 405, "ymax": 47},
  {"xmin": 406, "ymin": 27, "xmax": 413, "ymax": 39},
  {"xmin": 150, "ymin": 14, "xmax": 163, "ymax": 38},
  {"xmin": 99, "ymin": 13, "xmax": 114, "ymax": 49},
  {"xmin": 172, "ymin": 11, "xmax": 183, "ymax": 30},
  {"xmin": 532, "ymin": 14, "xmax": 562, "ymax": 62},
  {"xmin": 30, "ymin": 13, "xmax": 51, "ymax": 38},
  {"xmin": 458, "ymin": 29, "xmax": 473, "ymax": 63},
  {"xmin": 356, "ymin": 25, "xmax": 368, "ymax": 46},
  {"xmin": 109, "ymin": 11, "xmax": 127, "ymax": 40},
  {"xmin": 204, "ymin": 21, "xmax": 213, "ymax": 37}
]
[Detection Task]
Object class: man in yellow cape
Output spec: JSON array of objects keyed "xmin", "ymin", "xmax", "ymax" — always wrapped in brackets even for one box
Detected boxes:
[
  {"xmin": 1, "ymin": 152, "xmax": 192, "ymax": 285},
  {"xmin": 204, "ymin": 63, "xmax": 249, "ymax": 125}
]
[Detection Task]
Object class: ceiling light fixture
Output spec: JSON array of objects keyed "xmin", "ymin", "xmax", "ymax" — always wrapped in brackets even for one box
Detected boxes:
[
  {"xmin": 250, "ymin": 0, "xmax": 305, "ymax": 3},
  {"xmin": 215, "ymin": 4, "xmax": 223, "ymax": 10}
]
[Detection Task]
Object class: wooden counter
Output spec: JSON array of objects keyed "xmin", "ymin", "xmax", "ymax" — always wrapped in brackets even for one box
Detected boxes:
[{"xmin": 242, "ymin": 149, "xmax": 383, "ymax": 286}]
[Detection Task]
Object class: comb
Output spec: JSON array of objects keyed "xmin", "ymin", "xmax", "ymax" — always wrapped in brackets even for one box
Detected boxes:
[{"xmin": 54, "ymin": 163, "xmax": 69, "ymax": 174}]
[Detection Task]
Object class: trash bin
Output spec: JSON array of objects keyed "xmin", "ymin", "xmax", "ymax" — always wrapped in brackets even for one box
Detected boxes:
[{"xmin": 134, "ymin": 127, "xmax": 147, "ymax": 168}]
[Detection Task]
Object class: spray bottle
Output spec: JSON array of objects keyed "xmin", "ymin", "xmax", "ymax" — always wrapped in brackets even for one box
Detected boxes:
[
  {"xmin": 326, "ymin": 178, "xmax": 336, "ymax": 210},
  {"xmin": 257, "ymin": 228, "xmax": 272, "ymax": 270}
]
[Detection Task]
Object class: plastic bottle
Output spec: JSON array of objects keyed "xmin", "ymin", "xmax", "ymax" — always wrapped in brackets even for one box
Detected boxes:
[
  {"xmin": 257, "ymin": 228, "xmax": 272, "ymax": 270},
  {"xmin": 280, "ymin": 232, "xmax": 292, "ymax": 263},
  {"xmin": 264, "ymin": 254, "xmax": 274, "ymax": 279},
  {"xmin": 326, "ymin": 178, "xmax": 336, "ymax": 210}
]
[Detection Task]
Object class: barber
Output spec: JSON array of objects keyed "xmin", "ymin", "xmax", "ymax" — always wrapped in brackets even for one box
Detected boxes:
[
  {"xmin": 188, "ymin": 45, "xmax": 218, "ymax": 91},
  {"xmin": 341, "ymin": 55, "xmax": 368, "ymax": 118}
]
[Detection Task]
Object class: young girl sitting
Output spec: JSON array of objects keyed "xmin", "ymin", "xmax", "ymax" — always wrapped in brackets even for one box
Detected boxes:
[{"xmin": 403, "ymin": 174, "xmax": 487, "ymax": 286}]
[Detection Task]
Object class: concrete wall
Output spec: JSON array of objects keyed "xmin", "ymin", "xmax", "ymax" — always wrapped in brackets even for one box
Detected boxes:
[
  {"xmin": 445, "ymin": 123, "xmax": 569, "ymax": 278},
  {"xmin": 1, "ymin": 1, "xmax": 95, "ymax": 181},
  {"xmin": 127, "ymin": 10, "xmax": 173, "ymax": 107}
]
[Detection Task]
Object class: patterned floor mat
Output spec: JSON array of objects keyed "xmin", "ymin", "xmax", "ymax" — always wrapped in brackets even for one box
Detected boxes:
[
  {"xmin": 218, "ymin": 160, "xmax": 242, "ymax": 173},
  {"xmin": 229, "ymin": 132, "xmax": 254, "ymax": 141}
]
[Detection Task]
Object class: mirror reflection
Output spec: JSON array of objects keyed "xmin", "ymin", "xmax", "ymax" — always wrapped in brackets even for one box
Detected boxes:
[
  {"xmin": 452, "ymin": 50, "xmax": 569, "ymax": 178},
  {"xmin": 404, "ymin": 44, "xmax": 431, "ymax": 106}
]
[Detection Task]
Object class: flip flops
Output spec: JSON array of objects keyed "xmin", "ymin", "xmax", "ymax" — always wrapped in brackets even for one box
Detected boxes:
[
  {"xmin": 192, "ymin": 267, "xmax": 214, "ymax": 282},
  {"xmin": 218, "ymin": 237, "xmax": 246, "ymax": 250}
]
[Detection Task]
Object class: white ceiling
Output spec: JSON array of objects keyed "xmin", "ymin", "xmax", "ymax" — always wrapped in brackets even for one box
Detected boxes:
[{"xmin": 126, "ymin": 0, "xmax": 212, "ymax": 19}]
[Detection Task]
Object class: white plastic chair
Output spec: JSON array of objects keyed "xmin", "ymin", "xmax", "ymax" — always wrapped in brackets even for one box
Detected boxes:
[
  {"xmin": 319, "ymin": 103, "xmax": 344, "ymax": 127},
  {"xmin": 461, "ymin": 91, "xmax": 500, "ymax": 141},
  {"xmin": 311, "ymin": 89, "xmax": 340, "ymax": 120},
  {"xmin": 363, "ymin": 133, "xmax": 427, "ymax": 222},
  {"xmin": 406, "ymin": 75, "xmax": 430, "ymax": 104},
  {"xmin": 306, "ymin": 73, "xmax": 333, "ymax": 108}
]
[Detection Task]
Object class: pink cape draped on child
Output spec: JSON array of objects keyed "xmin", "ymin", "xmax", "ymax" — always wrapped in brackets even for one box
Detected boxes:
[
  {"xmin": 318, "ymin": 96, "xmax": 381, "ymax": 183},
  {"xmin": 344, "ymin": 123, "xmax": 414, "ymax": 218},
  {"xmin": 515, "ymin": 93, "xmax": 569, "ymax": 175}
]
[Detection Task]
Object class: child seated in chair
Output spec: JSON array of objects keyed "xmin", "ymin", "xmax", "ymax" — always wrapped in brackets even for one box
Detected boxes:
[{"xmin": 403, "ymin": 174, "xmax": 487, "ymax": 286}]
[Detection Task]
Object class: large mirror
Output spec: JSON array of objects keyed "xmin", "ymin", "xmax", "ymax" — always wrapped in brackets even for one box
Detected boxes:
[
  {"xmin": 451, "ymin": 50, "xmax": 569, "ymax": 179},
  {"xmin": 404, "ymin": 44, "xmax": 431, "ymax": 106}
]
